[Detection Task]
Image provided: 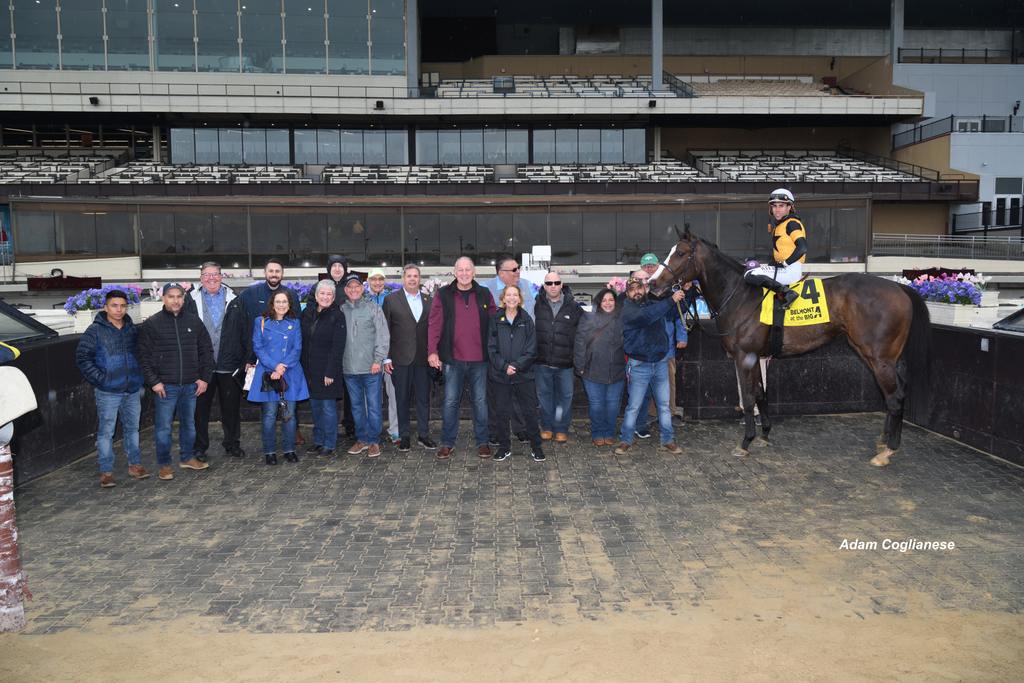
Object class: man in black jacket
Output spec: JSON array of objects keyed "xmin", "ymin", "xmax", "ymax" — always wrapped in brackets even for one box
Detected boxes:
[
  {"xmin": 185, "ymin": 261, "xmax": 248, "ymax": 462},
  {"xmin": 139, "ymin": 283, "xmax": 214, "ymax": 480},
  {"xmin": 533, "ymin": 271, "xmax": 583, "ymax": 443}
]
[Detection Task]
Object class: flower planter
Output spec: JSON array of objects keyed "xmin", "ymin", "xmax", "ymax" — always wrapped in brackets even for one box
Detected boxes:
[
  {"xmin": 137, "ymin": 301, "xmax": 162, "ymax": 321},
  {"xmin": 979, "ymin": 290, "xmax": 999, "ymax": 307},
  {"xmin": 70, "ymin": 304, "xmax": 141, "ymax": 333},
  {"xmin": 925, "ymin": 301, "xmax": 983, "ymax": 326}
]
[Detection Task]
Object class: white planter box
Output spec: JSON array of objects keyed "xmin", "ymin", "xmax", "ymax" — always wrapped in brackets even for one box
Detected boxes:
[
  {"xmin": 980, "ymin": 290, "xmax": 999, "ymax": 307},
  {"xmin": 137, "ymin": 301, "xmax": 162, "ymax": 321},
  {"xmin": 925, "ymin": 301, "xmax": 981, "ymax": 326}
]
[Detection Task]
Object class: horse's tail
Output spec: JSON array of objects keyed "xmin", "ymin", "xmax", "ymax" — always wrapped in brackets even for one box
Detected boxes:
[{"xmin": 899, "ymin": 284, "xmax": 932, "ymax": 417}]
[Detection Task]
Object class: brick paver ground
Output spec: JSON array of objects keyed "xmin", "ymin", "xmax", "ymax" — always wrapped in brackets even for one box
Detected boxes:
[{"xmin": 11, "ymin": 414, "xmax": 1024, "ymax": 634}]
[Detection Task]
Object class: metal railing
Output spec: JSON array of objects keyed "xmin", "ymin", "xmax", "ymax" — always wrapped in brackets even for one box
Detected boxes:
[
  {"xmin": 872, "ymin": 233, "xmax": 1024, "ymax": 260},
  {"xmin": 835, "ymin": 145, "xmax": 943, "ymax": 180},
  {"xmin": 951, "ymin": 210, "xmax": 1024, "ymax": 236},
  {"xmin": 898, "ymin": 47, "xmax": 1018, "ymax": 64},
  {"xmin": 893, "ymin": 115, "xmax": 1024, "ymax": 149},
  {"xmin": 662, "ymin": 71, "xmax": 696, "ymax": 98}
]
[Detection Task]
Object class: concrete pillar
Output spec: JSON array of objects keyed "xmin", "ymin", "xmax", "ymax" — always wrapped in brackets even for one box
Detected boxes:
[
  {"xmin": 406, "ymin": 0, "xmax": 419, "ymax": 95},
  {"xmin": 653, "ymin": 127, "xmax": 661, "ymax": 162},
  {"xmin": 890, "ymin": 0, "xmax": 904, "ymax": 64},
  {"xmin": 652, "ymin": 0, "xmax": 663, "ymax": 90},
  {"xmin": 152, "ymin": 124, "xmax": 162, "ymax": 163}
]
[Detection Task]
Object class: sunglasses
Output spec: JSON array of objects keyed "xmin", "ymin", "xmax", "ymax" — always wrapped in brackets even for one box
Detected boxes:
[
  {"xmin": 500, "ymin": 266, "xmax": 520, "ymax": 273},
  {"xmin": 544, "ymin": 280, "xmax": 562, "ymax": 286}
]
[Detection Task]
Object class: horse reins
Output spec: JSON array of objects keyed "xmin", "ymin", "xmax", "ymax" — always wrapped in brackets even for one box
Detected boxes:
[{"xmin": 659, "ymin": 249, "xmax": 745, "ymax": 338}]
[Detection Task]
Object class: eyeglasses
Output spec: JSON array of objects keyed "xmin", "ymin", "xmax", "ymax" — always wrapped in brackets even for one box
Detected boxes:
[
  {"xmin": 200, "ymin": 272, "xmax": 222, "ymax": 279},
  {"xmin": 500, "ymin": 266, "xmax": 520, "ymax": 273},
  {"xmin": 544, "ymin": 280, "xmax": 562, "ymax": 286}
]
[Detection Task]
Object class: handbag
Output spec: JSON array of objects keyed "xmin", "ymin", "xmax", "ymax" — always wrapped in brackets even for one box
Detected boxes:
[
  {"xmin": 261, "ymin": 372, "xmax": 289, "ymax": 395},
  {"xmin": 0, "ymin": 366, "xmax": 38, "ymax": 425}
]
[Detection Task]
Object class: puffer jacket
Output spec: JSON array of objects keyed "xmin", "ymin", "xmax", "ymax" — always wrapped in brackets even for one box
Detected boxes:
[
  {"xmin": 620, "ymin": 296, "xmax": 675, "ymax": 363},
  {"xmin": 300, "ymin": 304, "xmax": 347, "ymax": 399},
  {"xmin": 533, "ymin": 287, "xmax": 583, "ymax": 368},
  {"xmin": 137, "ymin": 307, "xmax": 214, "ymax": 387},
  {"xmin": 573, "ymin": 310, "xmax": 625, "ymax": 385},
  {"xmin": 340, "ymin": 297, "xmax": 390, "ymax": 375},
  {"xmin": 75, "ymin": 311, "xmax": 145, "ymax": 393},
  {"xmin": 487, "ymin": 310, "xmax": 537, "ymax": 384}
]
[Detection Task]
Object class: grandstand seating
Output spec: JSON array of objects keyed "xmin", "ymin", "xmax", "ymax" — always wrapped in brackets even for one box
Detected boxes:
[
  {"xmin": 321, "ymin": 165, "xmax": 495, "ymax": 184},
  {"xmin": 501, "ymin": 160, "xmax": 715, "ymax": 183},
  {"xmin": 691, "ymin": 150, "xmax": 924, "ymax": 182},
  {"xmin": 435, "ymin": 75, "xmax": 678, "ymax": 98},
  {"xmin": 0, "ymin": 154, "xmax": 117, "ymax": 184},
  {"xmin": 81, "ymin": 163, "xmax": 310, "ymax": 184}
]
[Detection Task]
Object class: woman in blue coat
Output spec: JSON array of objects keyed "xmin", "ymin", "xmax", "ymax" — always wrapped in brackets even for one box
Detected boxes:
[{"xmin": 248, "ymin": 290, "xmax": 309, "ymax": 465}]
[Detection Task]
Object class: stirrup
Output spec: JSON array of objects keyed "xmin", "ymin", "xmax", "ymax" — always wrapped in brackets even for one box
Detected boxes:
[{"xmin": 781, "ymin": 289, "xmax": 799, "ymax": 308}]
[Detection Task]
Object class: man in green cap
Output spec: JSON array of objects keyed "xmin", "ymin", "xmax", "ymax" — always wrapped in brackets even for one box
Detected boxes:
[{"xmin": 640, "ymin": 252, "xmax": 660, "ymax": 274}]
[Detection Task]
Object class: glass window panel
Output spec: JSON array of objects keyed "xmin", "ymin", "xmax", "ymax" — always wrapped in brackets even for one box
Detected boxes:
[
  {"xmin": 549, "ymin": 212, "xmax": 581, "ymax": 264},
  {"xmin": 506, "ymin": 128, "xmax": 528, "ymax": 164},
  {"xmin": 96, "ymin": 209, "xmax": 137, "ymax": 256},
  {"xmin": 829, "ymin": 206, "xmax": 865, "ymax": 263},
  {"xmin": 718, "ymin": 208, "xmax": 758, "ymax": 260},
  {"xmin": 174, "ymin": 211, "xmax": 213, "ymax": 267},
  {"xmin": 0, "ymin": 6, "xmax": 12, "ymax": 69},
  {"xmin": 208, "ymin": 209, "xmax": 248, "ymax": 267},
  {"xmin": 340, "ymin": 129, "xmax": 364, "ymax": 164},
  {"xmin": 364, "ymin": 210, "xmax": 401, "ymax": 265},
  {"xmin": 623, "ymin": 129, "xmax": 646, "ymax": 163},
  {"xmin": 475, "ymin": 213, "xmax": 513, "ymax": 265},
  {"xmin": 579, "ymin": 130, "xmax": 601, "ymax": 164},
  {"xmin": 369, "ymin": 0, "xmax": 404, "ymax": 75},
  {"xmin": 13, "ymin": 0, "xmax": 58, "ymax": 69},
  {"xmin": 240, "ymin": 0, "xmax": 282, "ymax": 73},
  {"xmin": 799, "ymin": 208, "xmax": 830, "ymax": 262},
  {"xmin": 326, "ymin": 212, "xmax": 367, "ymax": 261},
  {"xmin": 194, "ymin": 128, "xmax": 220, "ymax": 164},
  {"xmin": 266, "ymin": 128, "xmax": 290, "ymax": 163},
  {"xmin": 106, "ymin": 0, "xmax": 150, "ymax": 70},
  {"xmin": 439, "ymin": 213, "xmax": 475, "ymax": 265},
  {"xmin": 995, "ymin": 177, "xmax": 1024, "ymax": 194},
  {"xmin": 600, "ymin": 129, "xmax": 623, "ymax": 164},
  {"xmin": 581, "ymin": 212, "xmax": 615, "ymax": 265},
  {"xmin": 385, "ymin": 129, "xmax": 407, "ymax": 164},
  {"xmin": 555, "ymin": 129, "xmax": 578, "ymax": 164},
  {"xmin": 415, "ymin": 130, "xmax": 437, "ymax": 165},
  {"xmin": 437, "ymin": 130, "xmax": 460, "ymax": 165},
  {"xmin": 649, "ymin": 209, "xmax": 684, "ymax": 255},
  {"xmin": 327, "ymin": 0, "xmax": 367, "ymax": 74},
  {"xmin": 284, "ymin": 0, "xmax": 325, "ymax": 73},
  {"xmin": 405, "ymin": 212, "xmax": 440, "ymax": 266},
  {"xmin": 59, "ymin": 1, "xmax": 105, "ymax": 70},
  {"xmin": 533, "ymin": 129, "xmax": 555, "ymax": 164},
  {"xmin": 680, "ymin": 209, "xmax": 716, "ymax": 242},
  {"xmin": 461, "ymin": 129, "xmax": 483, "ymax": 165},
  {"xmin": 14, "ymin": 211, "xmax": 56, "ymax": 255},
  {"xmin": 318, "ymin": 129, "xmax": 341, "ymax": 165},
  {"xmin": 140, "ymin": 210, "xmax": 177, "ymax": 269},
  {"xmin": 219, "ymin": 128, "xmax": 243, "ymax": 164},
  {"xmin": 250, "ymin": 212, "xmax": 290, "ymax": 266},
  {"xmin": 294, "ymin": 129, "xmax": 318, "ymax": 164},
  {"xmin": 363, "ymin": 130, "xmax": 386, "ymax": 164},
  {"xmin": 154, "ymin": 0, "xmax": 196, "ymax": 72},
  {"xmin": 288, "ymin": 212, "xmax": 327, "ymax": 267},
  {"xmin": 242, "ymin": 128, "xmax": 268, "ymax": 164},
  {"xmin": 170, "ymin": 128, "xmax": 195, "ymax": 164},
  {"xmin": 617, "ymin": 211, "xmax": 650, "ymax": 264},
  {"xmin": 483, "ymin": 129, "xmax": 506, "ymax": 164},
  {"xmin": 197, "ymin": 0, "xmax": 241, "ymax": 72},
  {"xmin": 513, "ymin": 212, "xmax": 547, "ymax": 259}
]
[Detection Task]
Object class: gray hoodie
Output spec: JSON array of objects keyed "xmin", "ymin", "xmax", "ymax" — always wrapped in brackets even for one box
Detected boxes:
[{"xmin": 341, "ymin": 297, "xmax": 390, "ymax": 375}]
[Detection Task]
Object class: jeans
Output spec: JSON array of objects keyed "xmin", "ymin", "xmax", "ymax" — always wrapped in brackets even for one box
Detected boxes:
[
  {"xmin": 94, "ymin": 388, "xmax": 142, "ymax": 472},
  {"xmin": 154, "ymin": 384, "xmax": 197, "ymax": 465},
  {"xmin": 535, "ymin": 365, "xmax": 574, "ymax": 434},
  {"xmin": 260, "ymin": 400, "xmax": 296, "ymax": 455},
  {"xmin": 441, "ymin": 360, "xmax": 489, "ymax": 448},
  {"xmin": 619, "ymin": 359, "xmax": 674, "ymax": 446},
  {"xmin": 345, "ymin": 373, "xmax": 383, "ymax": 445},
  {"xmin": 309, "ymin": 398, "xmax": 338, "ymax": 450},
  {"xmin": 582, "ymin": 379, "xmax": 624, "ymax": 440}
]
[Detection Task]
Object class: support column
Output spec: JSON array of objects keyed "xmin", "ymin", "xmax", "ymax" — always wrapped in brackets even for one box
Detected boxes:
[
  {"xmin": 152, "ymin": 124, "xmax": 162, "ymax": 163},
  {"xmin": 406, "ymin": 0, "xmax": 420, "ymax": 96},
  {"xmin": 653, "ymin": 127, "xmax": 661, "ymax": 162},
  {"xmin": 652, "ymin": 0, "xmax": 663, "ymax": 90},
  {"xmin": 890, "ymin": 0, "xmax": 904, "ymax": 64}
]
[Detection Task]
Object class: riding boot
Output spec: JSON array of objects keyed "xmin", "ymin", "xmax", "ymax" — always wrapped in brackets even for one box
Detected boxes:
[{"xmin": 744, "ymin": 272, "xmax": 799, "ymax": 309}]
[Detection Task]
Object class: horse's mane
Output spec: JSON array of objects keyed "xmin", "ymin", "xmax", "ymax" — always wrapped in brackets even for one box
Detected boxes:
[{"xmin": 694, "ymin": 237, "xmax": 745, "ymax": 274}]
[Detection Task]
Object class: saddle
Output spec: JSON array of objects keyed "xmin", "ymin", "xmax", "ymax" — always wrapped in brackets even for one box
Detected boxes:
[{"xmin": 758, "ymin": 277, "xmax": 832, "ymax": 357}]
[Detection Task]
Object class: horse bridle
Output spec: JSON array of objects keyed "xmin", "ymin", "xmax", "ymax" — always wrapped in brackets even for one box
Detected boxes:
[{"xmin": 659, "ymin": 244, "xmax": 745, "ymax": 337}]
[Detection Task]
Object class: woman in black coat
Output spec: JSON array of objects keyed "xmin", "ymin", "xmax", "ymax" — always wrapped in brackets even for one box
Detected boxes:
[
  {"xmin": 301, "ymin": 280, "xmax": 347, "ymax": 456},
  {"xmin": 487, "ymin": 284, "xmax": 544, "ymax": 463},
  {"xmin": 573, "ymin": 288, "xmax": 626, "ymax": 447}
]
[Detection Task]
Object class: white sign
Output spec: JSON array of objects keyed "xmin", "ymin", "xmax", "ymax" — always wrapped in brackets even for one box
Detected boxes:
[{"xmin": 532, "ymin": 245, "xmax": 552, "ymax": 262}]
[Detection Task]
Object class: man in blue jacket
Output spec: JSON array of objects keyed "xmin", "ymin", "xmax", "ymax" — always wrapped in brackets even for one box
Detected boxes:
[
  {"xmin": 614, "ymin": 276, "xmax": 686, "ymax": 455},
  {"xmin": 75, "ymin": 289, "xmax": 149, "ymax": 488}
]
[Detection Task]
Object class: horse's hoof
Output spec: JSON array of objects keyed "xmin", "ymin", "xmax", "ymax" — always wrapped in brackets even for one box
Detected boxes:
[
  {"xmin": 870, "ymin": 449, "xmax": 894, "ymax": 467},
  {"xmin": 732, "ymin": 446, "xmax": 749, "ymax": 458}
]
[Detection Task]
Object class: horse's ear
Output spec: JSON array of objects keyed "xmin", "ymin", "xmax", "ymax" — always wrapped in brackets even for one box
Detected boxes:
[
  {"xmin": 681, "ymin": 224, "xmax": 694, "ymax": 241},
  {"xmin": 673, "ymin": 224, "xmax": 683, "ymax": 239}
]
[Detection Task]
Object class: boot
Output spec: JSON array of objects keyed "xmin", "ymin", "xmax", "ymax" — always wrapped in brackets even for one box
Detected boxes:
[{"xmin": 744, "ymin": 272, "xmax": 799, "ymax": 309}]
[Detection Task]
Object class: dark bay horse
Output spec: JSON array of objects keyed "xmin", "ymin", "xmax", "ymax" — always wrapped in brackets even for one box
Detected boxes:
[{"xmin": 649, "ymin": 227, "xmax": 931, "ymax": 466}]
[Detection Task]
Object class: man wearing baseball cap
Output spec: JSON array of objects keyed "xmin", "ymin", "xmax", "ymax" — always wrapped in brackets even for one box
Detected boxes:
[{"xmin": 366, "ymin": 267, "xmax": 400, "ymax": 444}]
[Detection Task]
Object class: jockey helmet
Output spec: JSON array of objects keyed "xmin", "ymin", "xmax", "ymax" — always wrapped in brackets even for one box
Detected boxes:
[{"xmin": 768, "ymin": 188, "xmax": 795, "ymax": 205}]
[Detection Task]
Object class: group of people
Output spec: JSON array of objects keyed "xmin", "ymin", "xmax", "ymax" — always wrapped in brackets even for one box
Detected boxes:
[{"xmin": 74, "ymin": 190, "xmax": 806, "ymax": 487}]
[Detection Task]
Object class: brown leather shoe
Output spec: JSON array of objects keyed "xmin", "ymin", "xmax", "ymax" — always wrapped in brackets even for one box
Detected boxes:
[
  {"xmin": 347, "ymin": 441, "xmax": 369, "ymax": 455},
  {"xmin": 477, "ymin": 445, "xmax": 492, "ymax": 459},
  {"xmin": 99, "ymin": 473, "xmax": 116, "ymax": 488},
  {"xmin": 127, "ymin": 465, "xmax": 150, "ymax": 480},
  {"xmin": 602, "ymin": 438, "xmax": 616, "ymax": 446},
  {"xmin": 660, "ymin": 442, "xmax": 682, "ymax": 454},
  {"xmin": 158, "ymin": 466, "xmax": 174, "ymax": 481},
  {"xmin": 436, "ymin": 446, "xmax": 453, "ymax": 460},
  {"xmin": 540, "ymin": 431, "xmax": 553, "ymax": 441},
  {"xmin": 367, "ymin": 443, "xmax": 381, "ymax": 458},
  {"xmin": 592, "ymin": 439, "xmax": 603, "ymax": 447},
  {"xmin": 613, "ymin": 442, "xmax": 631, "ymax": 455},
  {"xmin": 179, "ymin": 458, "xmax": 209, "ymax": 470},
  {"xmin": 554, "ymin": 433, "xmax": 568, "ymax": 443}
]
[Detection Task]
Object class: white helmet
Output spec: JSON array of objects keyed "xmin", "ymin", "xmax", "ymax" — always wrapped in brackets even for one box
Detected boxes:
[{"xmin": 769, "ymin": 188, "xmax": 795, "ymax": 204}]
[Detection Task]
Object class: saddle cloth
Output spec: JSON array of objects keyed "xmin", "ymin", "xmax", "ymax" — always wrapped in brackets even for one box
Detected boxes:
[{"xmin": 759, "ymin": 277, "xmax": 831, "ymax": 326}]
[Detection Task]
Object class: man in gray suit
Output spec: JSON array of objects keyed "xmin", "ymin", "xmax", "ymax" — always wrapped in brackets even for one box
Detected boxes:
[{"xmin": 382, "ymin": 264, "xmax": 435, "ymax": 452}]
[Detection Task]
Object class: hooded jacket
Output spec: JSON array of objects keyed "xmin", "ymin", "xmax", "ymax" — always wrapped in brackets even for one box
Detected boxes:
[
  {"xmin": 534, "ymin": 285, "xmax": 584, "ymax": 368},
  {"xmin": 574, "ymin": 308, "xmax": 625, "ymax": 385},
  {"xmin": 317, "ymin": 254, "xmax": 350, "ymax": 306},
  {"xmin": 75, "ymin": 311, "xmax": 145, "ymax": 394},
  {"xmin": 340, "ymin": 296, "xmax": 390, "ymax": 375}
]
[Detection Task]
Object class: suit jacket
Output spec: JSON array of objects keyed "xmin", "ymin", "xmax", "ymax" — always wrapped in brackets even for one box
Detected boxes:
[{"xmin": 382, "ymin": 288, "xmax": 431, "ymax": 366}]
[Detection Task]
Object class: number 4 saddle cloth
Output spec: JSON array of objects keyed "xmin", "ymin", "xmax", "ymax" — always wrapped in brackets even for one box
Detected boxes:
[{"xmin": 759, "ymin": 278, "xmax": 831, "ymax": 326}]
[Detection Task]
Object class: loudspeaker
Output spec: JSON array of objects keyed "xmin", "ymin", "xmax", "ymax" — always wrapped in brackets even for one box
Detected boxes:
[
  {"xmin": 374, "ymin": 100, "xmax": 385, "ymax": 110},
  {"xmin": 88, "ymin": 96, "xmax": 100, "ymax": 106},
  {"xmin": 648, "ymin": 99, "xmax": 656, "ymax": 108}
]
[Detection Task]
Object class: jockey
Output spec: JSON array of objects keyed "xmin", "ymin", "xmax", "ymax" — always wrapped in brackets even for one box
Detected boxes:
[{"xmin": 743, "ymin": 188, "xmax": 806, "ymax": 308}]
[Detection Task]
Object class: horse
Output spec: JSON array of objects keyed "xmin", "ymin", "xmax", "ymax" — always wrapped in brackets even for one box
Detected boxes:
[{"xmin": 648, "ymin": 226, "xmax": 931, "ymax": 467}]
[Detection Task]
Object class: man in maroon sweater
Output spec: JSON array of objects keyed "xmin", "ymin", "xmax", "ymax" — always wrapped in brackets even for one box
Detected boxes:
[{"xmin": 428, "ymin": 256, "xmax": 497, "ymax": 460}]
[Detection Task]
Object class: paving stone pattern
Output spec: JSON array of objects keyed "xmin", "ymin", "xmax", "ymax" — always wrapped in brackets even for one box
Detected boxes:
[{"xmin": 12, "ymin": 414, "xmax": 1024, "ymax": 634}]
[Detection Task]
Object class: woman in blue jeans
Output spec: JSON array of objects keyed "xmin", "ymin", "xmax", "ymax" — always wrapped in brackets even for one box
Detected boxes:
[
  {"xmin": 573, "ymin": 288, "xmax": 626, "ymax": 446},
  {"xmin": 248, "ymin": 290, "xmax": 309, "ymax": 465}
]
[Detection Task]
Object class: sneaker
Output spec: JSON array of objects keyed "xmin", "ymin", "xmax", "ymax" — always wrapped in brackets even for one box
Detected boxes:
[
  {"xmin": 531, "ymin": 449, "xmax": 546, "ymax": 462},
  {"xmin": 634, "ymin": 428, "xmax": 651, "ymax": 439},
  {"xmin": 660, "ymin": 442, "xmax": 682, "ymax": 454},
  {"xmin": 99, "ymin": 473, "xmax": 116, "ymax": 488},
  {"xmin": 477, "ymin": 445, "xmax": 492, "ymax": 459},
  {"xmin": 554, "ymin": 433, "xmax": 568, "ymax": 443},
  {"xmin": 540, "ymin": 431, "xmax": 553, "ymax": 441},
  {"xmin": 418, "ymin": 436, "xmax": 437, "ymax": 450},
  {"xmin": 516, "ymin": 432, "xmax": 529, "ymax": 444},
  {"xmin": 367, "ymin": 443, "xmax": 381, "ymax": 458},
  {"xmin": 398, "ymin": 437, "xmax": 411, "ymax": 452},
  {"xmin": 390, "ymin": 434, "xmax": 401, "ymax": 446},
  {"xmin": 488, "ymin": 438, "xmax": 501, "ymax": 447},
  {"xmin": 614, "ymin": 442, "xmax": 631, "ymax": 455},
  {"xmin": 436, "ymin": 445, "xmax": 453, "ymax": 460},
  {"xmin": 347, "ymin": 441, "xmax": 369, "ymax": 455},
  {"xmin": 305, "ymin": 444, "xmax": 322, "ymax": 455},
  {"xmin": 265, "ymin": 453, "xmax": 278, "ymax": 466},
  {"xmin": 319, "ymin": 448, "xmax": 336, "ymax": 457},
  {"xmin": 494, "ymin": 450, "xmax": 511, "ymax": 462},
  {"xmin": 194, "ymin": 450, "xmax": 208, "ymax": 463},
  {"xmin": 179, "ymin": 458, "xmax": 209, "ymax": 471},
  {"xmin": 283, "ymin": 451, "xmax": 299, "ymax": 463},
  {"xmin": 127, "ymin": 465, "xmax": 150, "ymax": 480},
  {"xmin": 158, "ymin": 466, "xmax": 174, "ymax": 480},
  {"xmin": 227, "ymin": 446, "xmax": 246, "ymax": 458}
]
